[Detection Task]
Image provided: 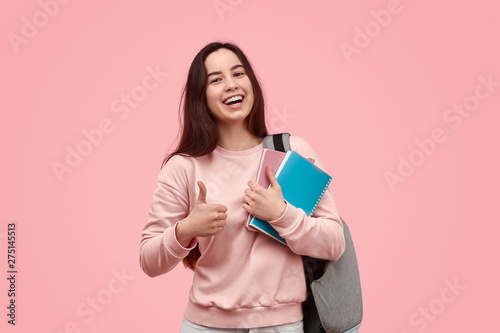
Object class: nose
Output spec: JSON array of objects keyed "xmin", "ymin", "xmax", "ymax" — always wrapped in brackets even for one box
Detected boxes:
[{"xmin": 224, "ymin": 77, "xmax": 238, "ymax": 91}]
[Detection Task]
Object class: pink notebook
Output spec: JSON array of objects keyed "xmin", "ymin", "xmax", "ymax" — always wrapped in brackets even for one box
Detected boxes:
[{"xmin": 245, "ymin": 149, "xmax": 286, "ymax": 231}]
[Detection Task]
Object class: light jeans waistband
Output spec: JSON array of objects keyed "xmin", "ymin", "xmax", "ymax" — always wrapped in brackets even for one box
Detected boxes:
[{"xmin": 180, "ymin": 318, "xmax": 304, "ymax": 333}]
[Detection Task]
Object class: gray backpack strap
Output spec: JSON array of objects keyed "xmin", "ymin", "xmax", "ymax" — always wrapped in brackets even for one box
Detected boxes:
[
  {"xmin": 263, "ymin": 133, "xmax": 291, "ymax": 152},
  {"xmin": 263, "ymin": 133, "xmax": 363, "ymax": 333}
]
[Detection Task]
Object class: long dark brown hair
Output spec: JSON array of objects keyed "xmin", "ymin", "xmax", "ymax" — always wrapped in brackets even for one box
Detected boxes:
[{"xmin": 162, "ymin": 42, "xmax": 268, "ymax": 270}]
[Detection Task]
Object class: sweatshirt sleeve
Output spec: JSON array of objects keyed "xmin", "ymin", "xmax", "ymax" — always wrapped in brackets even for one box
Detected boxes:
[
  {"xmin": 139, "ymin": 155, "xmax": 197, "ymax": 277},
  {"xmin": 268, "ymin": 136, "xmax": 346, "ymax": 261}
]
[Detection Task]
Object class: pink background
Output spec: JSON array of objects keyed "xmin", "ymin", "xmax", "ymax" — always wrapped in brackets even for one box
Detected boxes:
[{"xmin": 1, "ymin": 0, "xmax": 499, "ymax": 332}]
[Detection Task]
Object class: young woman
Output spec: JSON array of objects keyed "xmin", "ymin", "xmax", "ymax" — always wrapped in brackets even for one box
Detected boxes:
[{"xmin": 139, "ymin": 42, "xmax": 345, "ymax": 333}]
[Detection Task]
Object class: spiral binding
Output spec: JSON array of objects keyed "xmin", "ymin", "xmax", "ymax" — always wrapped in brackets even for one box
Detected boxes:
[{"xmin": 309, "ymin": 177, "xmax": 332, "ymax": 216}]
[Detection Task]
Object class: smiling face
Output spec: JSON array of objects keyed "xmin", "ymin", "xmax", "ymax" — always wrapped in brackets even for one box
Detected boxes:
[{"xmin": 204, "ymin": 48, "xmax": 255, "ymax": 127}]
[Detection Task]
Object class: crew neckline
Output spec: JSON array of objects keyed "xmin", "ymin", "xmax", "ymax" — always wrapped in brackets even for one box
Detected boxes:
[{"xmin": 215, "ymin": 142, "xmax": 264, "ymax": 156}]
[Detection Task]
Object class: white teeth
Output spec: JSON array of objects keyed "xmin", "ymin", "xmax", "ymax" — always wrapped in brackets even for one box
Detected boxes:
[{"xmin": 224, "ymin": 95, "xmax": 243, "ymax": 104}]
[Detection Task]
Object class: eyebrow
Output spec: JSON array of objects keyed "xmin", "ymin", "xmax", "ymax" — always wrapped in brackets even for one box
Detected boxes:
[{"xmin": 206, "ymin": 64, "xmax": 245, "ymax": 78}]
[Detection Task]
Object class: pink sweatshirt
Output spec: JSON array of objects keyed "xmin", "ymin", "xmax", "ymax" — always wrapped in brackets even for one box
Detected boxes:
[{"xmin": 139, "ymin": 135, "xmax": 345, "ymax": 328}]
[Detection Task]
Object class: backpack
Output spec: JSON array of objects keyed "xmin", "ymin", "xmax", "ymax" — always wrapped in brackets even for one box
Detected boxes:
[{"xmin": 263, "ymin": 133, "xmax": 363, "ymax": 333}]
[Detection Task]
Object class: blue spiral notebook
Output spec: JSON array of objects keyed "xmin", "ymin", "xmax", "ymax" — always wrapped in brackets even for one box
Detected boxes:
[{"xmin": 248, "ymin": 150, "xmax": 332, "ymax": 245}]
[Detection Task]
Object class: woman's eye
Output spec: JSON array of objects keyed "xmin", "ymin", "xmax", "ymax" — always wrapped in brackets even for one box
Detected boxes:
[
  {"xmin": 210, "ymin": 78, "xmax": 222, "ymax": 84},
  {"xmin": 234, "ymin": 72, "xmax": 245, "ymax": 77}
]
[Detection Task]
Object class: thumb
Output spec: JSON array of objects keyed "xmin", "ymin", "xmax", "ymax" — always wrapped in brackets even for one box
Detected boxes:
[
  {"xmin": 266, "ymin": 165, "xmax": 279, "ymax": 188},
  {"xmin": 196, "ymin": 181, "xmax": 207, "ymax": 204}
]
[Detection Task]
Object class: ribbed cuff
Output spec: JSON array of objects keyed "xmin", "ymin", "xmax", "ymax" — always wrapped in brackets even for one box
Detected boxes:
[
  {"xmin": 268, "ymin": 201, "xmax": 302, "ymax": 237},
  {"xmin": 164, "ymin": 222, "xmax": 197, "ymax": 258}
]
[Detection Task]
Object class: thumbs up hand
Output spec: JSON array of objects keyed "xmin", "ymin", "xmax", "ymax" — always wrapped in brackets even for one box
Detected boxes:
[
  {"xmin": 243, "ymin": 165, "xmax": 287, "ymax": 222},
  {"xmin": 196, "ymin": 180, "xmax": 209, "ymax": 205},
  {"xmin": 176, "ymin": 181, "xmax": 228, "ymax": 247}
]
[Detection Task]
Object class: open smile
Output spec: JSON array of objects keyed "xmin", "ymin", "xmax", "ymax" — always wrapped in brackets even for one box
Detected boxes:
[{"xmin": 222, "ymin": 94, "xmax": 245, "ymax": 109}]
